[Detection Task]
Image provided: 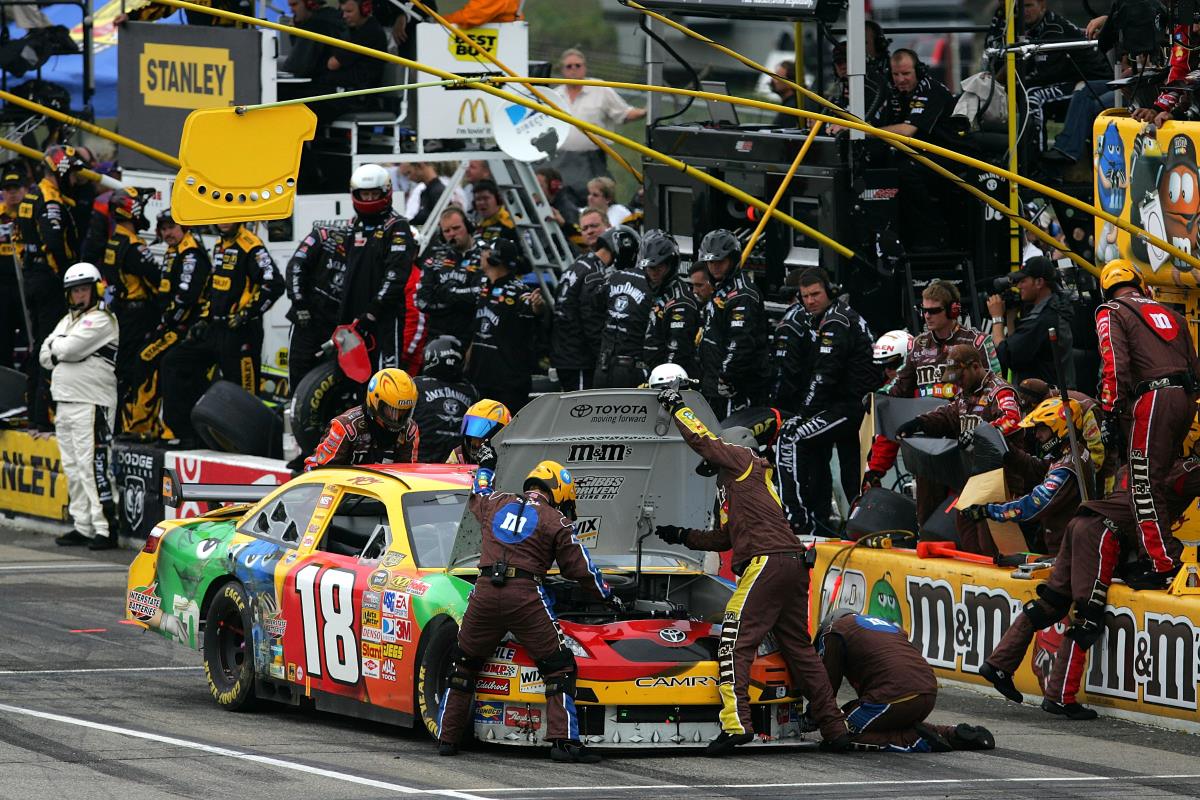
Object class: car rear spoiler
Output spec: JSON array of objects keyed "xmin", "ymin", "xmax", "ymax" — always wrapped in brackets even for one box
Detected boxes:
[{"xmin": 161, "ymin": 466, "xmax": 276, "ymax": 509}]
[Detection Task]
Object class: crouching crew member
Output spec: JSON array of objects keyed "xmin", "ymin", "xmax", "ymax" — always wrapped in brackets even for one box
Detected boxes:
[
  {"xmin": 816, "ymin": 609, "xmax": 995, "ymax": 752},
  {"xmin": 304, "ymin": 368, "xmax": 420, "ymax": 470},
  {"xmin": 437, "ymin": 448, "xmax": 616, "ymax": 763},
  {"xmin": 653, "ymin": 385, "xmax": 850, "ymax": 756},
  {"xmin": 40, "ymin": 263, "xmax": 119, "ymax": 549},
  {"xmin": 447, "ymin": 398, "xmax": 511, "ymax": 464}
]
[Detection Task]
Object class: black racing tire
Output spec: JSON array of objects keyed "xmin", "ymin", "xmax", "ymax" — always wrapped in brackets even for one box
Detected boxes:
[
  {"xmin": 415, "ymin": 618, "xmax": 459, "ymax": 738},
  {"xmin": 202, "ymin": 581, "xmax": 258, "ymax": 711},
  {"xmin": 191, "ymin": 380, "xmax": 283, "ymax": 459},
  {"xmin": 289, "ymin": 359, "xmax": 361, "ymax": 457},
  {"xmin": 0, "ymin": 365, "xmax": 24, "ymax": 413}
]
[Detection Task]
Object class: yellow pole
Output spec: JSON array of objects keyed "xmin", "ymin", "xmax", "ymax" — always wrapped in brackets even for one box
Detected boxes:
[
  {"xmin": 151, "ymin": 0, "xmax": 857, "ymax": 259},
  {"xmin": 0, "ymin": 89, "xmax": 180, "ymax": 169},
  {"xmin": 794, "ymin": 21, "xmax": 804, "ymax": 116},
  {"xmin": 0, "ymin": 136, "xmax": 117, "ymax": 186},
  {"xmin": 739, "ymin": 122, "xmax": 823, "ymax": 268},
  {"xmin": 1005, "ymin": 0, "xmax": 1021, "ymax": 268},
  {"xmin": 406, "ymin": 0, "xmax": 641, "ymax": 182}
]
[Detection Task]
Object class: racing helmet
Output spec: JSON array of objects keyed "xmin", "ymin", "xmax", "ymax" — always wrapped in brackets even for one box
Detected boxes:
[
  {"xmin": 872, "ymin": 329, "xmax": 913, "ymax": 369},
  {"xmin": 819, "ymin": 605, "xmax": 857, "ymax": 629},
  {"xmin": 461, "ymin": 398, "xmax": 512, "ymax": 453},
  {"xmin": 648, "ymin": 363, "xmax": 689, "ymax": 388},
  {"xmin": 637, "ymin": 228, "xmax": 679, "ymax": 271},
  {"xmin": 595, "ymin": 225, "xmax": 640, "ymax": 270},
  {"xmin": 1100, "ymin": 258, "xmax": 1147, "ymax": 298},
  {"xmin": 349, "ymin": 163, "xmax": 393, "ymax": 216},
  {"xmin": 112, "ymin": 187, "xmax": 150, "ymax": 231},
  {"xmin": 43, "ymin": 144, "xmax": 85, "ymax": 180},
  {"xmin": 422, "ymin": 336, "xmax": 464, "ymax": 382},
  {"xmin": 523, "ymin": 460, "xmax": 577, "ymax": 518},
  {"xmin": 1019, "ymin": 396, "xmax": 1083, "ymax": 458},
  {"xmin": 697, "ymin": 229, "xmax": 740, "ymax": 264},
  {"xmin": 365, "ymin": 368, "xmax": 417, "ymax": 433},
  {"xmin": 62, "ymin": 262, "xmax": 104, "ymax": 310},
  {"xmin": 722, "ymin": 426, "xmax": 759, "ymax": 450}
]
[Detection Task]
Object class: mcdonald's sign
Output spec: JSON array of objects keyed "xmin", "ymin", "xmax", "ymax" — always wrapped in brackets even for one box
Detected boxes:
[{"xmin": 458, "ymin": 98, "xmax": 490, "ymax": 126}]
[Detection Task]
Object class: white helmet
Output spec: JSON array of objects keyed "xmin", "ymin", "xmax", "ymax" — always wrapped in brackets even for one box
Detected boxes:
[
  {"xmin": 648, "ymin": 363, "xmax": 689, "ymax": 388},
  {"xmin": 63, "ymin": 262, "xmax": 103, "ymax": 310},
  {"xmin": 873, "ymin": 329, "xmax": 913, "ymax": 367},
  {"xmin": 349, "ymin": 163, "xmax": 393, "ymax": 216}
]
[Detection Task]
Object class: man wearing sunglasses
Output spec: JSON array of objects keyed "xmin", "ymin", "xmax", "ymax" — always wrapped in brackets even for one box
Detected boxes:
[{"xmin": 862, "ymin": 281, "xmax": 1000, "ymax": 525}]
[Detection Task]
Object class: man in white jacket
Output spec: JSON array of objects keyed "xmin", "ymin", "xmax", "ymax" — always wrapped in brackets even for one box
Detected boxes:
[{"xmin": 39, "ymin": 262, "xmax": 120, "ymax": 549}]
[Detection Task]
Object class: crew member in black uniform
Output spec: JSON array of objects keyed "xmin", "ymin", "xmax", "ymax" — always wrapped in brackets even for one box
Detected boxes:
[
  {"xmin": 416, "ymin": 207, "xmax": 481, "ymax": 344},
  {"xmin": 550, "ymin": 215, "xmax": 609, "ymax": 391},
  {"xmin": 773, "ymin": 269, "xmax": 880, "ymax": 535},
  {"xmin": 593, "ymin": 225, "xmax": 648, "ymax": 388},
  {"xmin": 100, "ymin": 189, "xmax": 160, "ymax": 434},
  {"xmin": 464, "ymin": 238, "xmax": 544, "ymax": 413},
  {"xmin": 0, "ymin": 165, "xmax": 26, "ymax": 370},
  {"xmin": 285, "ymin": 221, "xmax": 349, "ymax": 389},
  {"xmin": 413, "ymin": 336, "xmax": 478, "ymax": 463},
  {"xmin": 161, "ymin": 222, "xmax": 282, "ymax": 444},
  {"xmin": 696, "ymin": 229, "xmax": 766, "ymax": 419},
  {"xmin": 17, "ymin": 144, "xmax": 87, "ymax": 430},
  {"xmin": 641, "ymin": 229, "xmax": 699, "ymax": 378}
]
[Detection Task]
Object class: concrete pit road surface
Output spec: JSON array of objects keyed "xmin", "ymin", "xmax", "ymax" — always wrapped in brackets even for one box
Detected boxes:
[{"xmin": 0, "ymin": 521, "xmax": 1197, "ymax": 800}]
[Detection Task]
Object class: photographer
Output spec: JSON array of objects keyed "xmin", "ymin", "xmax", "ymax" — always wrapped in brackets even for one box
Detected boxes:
[{"xmin": 986, "ymin": 257, "xmax": 1075, "ymax": 389}]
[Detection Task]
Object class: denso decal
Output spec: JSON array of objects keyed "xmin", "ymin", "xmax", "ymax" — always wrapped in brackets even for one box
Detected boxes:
[
  {"xmin": 475, "ymin": 677, "xmax": 510, "ymax": 693},
  {"xmin": 361, "ymin": 626, "xmax": 382, "ymax": 643},
  {"xmin": 634, "ymin": 675, "xmax": 716, "ymax": 688}
]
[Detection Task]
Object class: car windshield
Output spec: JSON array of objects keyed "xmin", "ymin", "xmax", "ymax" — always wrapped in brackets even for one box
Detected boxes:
[{"xmin": 402, "ymin": 490, "xmax": 468, "ymax": 567}]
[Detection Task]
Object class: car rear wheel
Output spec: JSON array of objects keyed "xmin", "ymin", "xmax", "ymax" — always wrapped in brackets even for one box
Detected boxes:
[
  {"xmin": 202, "ymin": 582, "xmax": 258, "ymax": 711},
  {"xmin": 415, "ymin": 619, "xmax": 458, "ymax": 738}
]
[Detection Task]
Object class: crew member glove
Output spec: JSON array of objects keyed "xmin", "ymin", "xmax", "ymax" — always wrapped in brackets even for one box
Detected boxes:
[
  {"xmin": 228, "ymin": 310, "xmax": 253, "ymax": 330},
  {"xmin": 1100, "ymin": 416, "xmax": 1121, "ymax": 448},
  {"xmin": 474, "ymin": 442, "xmax": 498, "ymax": 471},
  {"xmin": 657, "ymin": 386, "xmax": 685, "ymax": 413},
  {"xmin": 654, "ymin": 524, "xmax": 687, "ymax": 545},
  {"xmin": 958, "ymin": 428, "xmax": 976, "ymax": 451},
  {"xmin": 717, "ymin": 377, "xmax": 735, "ymax": 398},
  {"xmin": 894, "ymin": 418, "xmax": 925, "ymax": 438},
  {"xmin": 293, "ymin": 307, "xmax": 312, "ymax": 327},
  {"xmin": 861, "ymin": 469, "xmax": 884, "ymax": 493},
  {"xmin": 354, "ymin": 314, "xmax": 376, "ymax": 337},
  {"xmin": 961, "ymin": 504, "xmax": 990, "ymax": 522}
]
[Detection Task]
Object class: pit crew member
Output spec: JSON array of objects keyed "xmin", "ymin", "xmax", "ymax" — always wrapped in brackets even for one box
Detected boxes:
[
  {"xmin": 550, "ymin": 208, "xmax": 609, "ymax": 391},
  {"xmin": 641, "ymin": 229, "xmax": 700, "ymax": 379},
  {"xmin": 304, "ymin": 367, "xmax": 420, "ymax": 470},
  {"xmin": 415, "ymin": 207, "xmax": 482, "ymax": 344},
  {"xmin": 285, "ymin": 222, "xmax": 349, "ymax": 389},
  {"xmin": 413, "ymin": 336, "xmax": 478, "ymax": 462},
  {"xmin": 593, "ymin": 225, "xmax": 648, "ymax": 388},
  {"xmin": 447, "ymin": 397, "xmax": 510, "ymax": 464}
]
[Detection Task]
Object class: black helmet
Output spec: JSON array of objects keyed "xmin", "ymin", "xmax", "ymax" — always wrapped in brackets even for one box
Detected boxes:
[
  {"xmin": 637, "ymin": 228, "xmax": 679, "ymax": 270},
  {"xmin": 422, "ymin": 336, "xmax": 464, "ymax": 382},
  {"xmin": 596, "ymin": 225, "xmax": 640, "ymax": 270},
  {"xmin": 482, "ymin": 237, "xmax": 526, "ymax": 273},
  {"xmin": 698, "ymin": 229, "xmax": 740, "ymax": 264}
]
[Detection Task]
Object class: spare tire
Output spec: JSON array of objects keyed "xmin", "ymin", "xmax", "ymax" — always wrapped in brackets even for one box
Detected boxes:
[
  {"xmin": 289, "ymin": 359, "xmax": 361, "ymax": 456},
  {"xmin": 192, "ymin": 380, "xmax": 283, "ymax": 459}
]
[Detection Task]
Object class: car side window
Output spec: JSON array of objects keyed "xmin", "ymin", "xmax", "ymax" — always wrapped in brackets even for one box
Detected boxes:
[
  {"xmin": 320, "ymin": 492, "xmax": 392, "ymax": 562},
  {"xmin": 237, "ymin": 483, "xmax": 325, "ymax": 547}
]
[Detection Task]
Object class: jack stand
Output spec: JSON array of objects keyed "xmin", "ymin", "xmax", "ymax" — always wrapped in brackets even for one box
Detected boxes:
[{"xmin": 1169, "ymin": 545, "xmax": 1200, "ymax": 596}]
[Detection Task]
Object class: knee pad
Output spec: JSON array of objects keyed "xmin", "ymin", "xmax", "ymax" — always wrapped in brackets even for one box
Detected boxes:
[
  {"xmin": 446, "ymin": 644, "xmax": 485, "ymax": 692},
  {"xmin": 536, "ymin": 649, "xmax": 577, "ymax": 697},
  {"xmin": 1022, "ymin": 598, "xmax": 1063, "ymax": 630}
]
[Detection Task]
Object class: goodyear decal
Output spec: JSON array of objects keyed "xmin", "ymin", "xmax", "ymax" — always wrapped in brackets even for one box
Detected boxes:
[
  {"xmin": 448, "ymin": 28, "xmax": 499, "ymax": 61},
  {"xmin": 139, "ymin": 43, "xmax": 234, "ymax": 110}
]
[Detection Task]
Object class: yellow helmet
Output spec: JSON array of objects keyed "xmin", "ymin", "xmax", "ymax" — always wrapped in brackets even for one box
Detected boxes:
[
  {"xmin": 1020, "ymin": 397, "xmax": 1083, "ymax": 457},
  {"xmin": 461, "ymin": 398, "xmax": 512, "ymax": 441},
  {"xmin": 523, "ymin": 460, "xmax": 577, "ymax": 517},
  {"xmin": 1100, "ymin": 259, "xmax": 1147, "ymax": 298},
  {"xmin": 365, "ymin": 368, "xmax": 417, "ymax": 432}
]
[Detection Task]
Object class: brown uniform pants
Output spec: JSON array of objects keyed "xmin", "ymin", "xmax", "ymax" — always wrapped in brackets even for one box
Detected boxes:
[
  {"xmin": 719, "ymin": 554, "xmax": 846, "ymax": 741},
  {"xmin": 1126, "ymin": 386, "xmax": 1191, "ymax": 574},
  {"xmin": 438, "ymin": 580, "xmax": 576, "ymax": 744},
  {"xmin": 843, "ymin": 693, "xmax": 955, "ymax": 751}
]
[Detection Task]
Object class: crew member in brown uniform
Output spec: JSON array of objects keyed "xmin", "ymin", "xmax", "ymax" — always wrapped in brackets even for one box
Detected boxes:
[
  {"xmin": 436, "ymin": 450, "xmax": 615, "ymax": 763},
  {"xmin": 896, "ymin": 344, "xmax": 1024, "ymax": 558},
  {"xmin": 1095, "ymin": 259, "xmax": 1200, "ymax": 581},
  {"xmin": 653, "ymin": 386, "xmax": 849, "ymax": 756},
  {"xmin": 1015, "ymin": 379, "xmax": 1113, "ymax": 495},
  {"xmin": 816, "ymin": 609, "xmax": 995, "ymax": 752},
  {"xmin": 863, "ymin": 280, "xmax": 1001, "ymax": 523},
  {"xmin": 982, "ymin": 426, "xmax": 1200, "ymax": 720}
]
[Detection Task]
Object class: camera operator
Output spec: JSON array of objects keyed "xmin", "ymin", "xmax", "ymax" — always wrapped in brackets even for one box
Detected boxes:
[{"xmin": 986, "ymin": 257, "xmax": 1075, "ymax": 389}]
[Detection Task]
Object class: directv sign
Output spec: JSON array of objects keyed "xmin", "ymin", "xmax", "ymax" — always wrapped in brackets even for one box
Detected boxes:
[{"xmin": 416, "ymin": 22, "xmax": 529, "ymax": 141}]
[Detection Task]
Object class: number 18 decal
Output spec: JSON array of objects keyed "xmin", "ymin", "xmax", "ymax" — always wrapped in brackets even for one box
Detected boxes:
[{"xmin": 294, "ymin": 563, "xmax": 359, "ymax": 684}]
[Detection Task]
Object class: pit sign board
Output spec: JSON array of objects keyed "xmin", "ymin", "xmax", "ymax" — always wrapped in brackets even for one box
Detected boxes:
[{"xmin": 415, "ymin": 22, "xmax": 529, "ymax": 141}]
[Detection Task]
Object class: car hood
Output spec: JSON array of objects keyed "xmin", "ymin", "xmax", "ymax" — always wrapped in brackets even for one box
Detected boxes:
[{"xmin": 449, "ymin": 388, "xmax": 720, "ymax": 569}]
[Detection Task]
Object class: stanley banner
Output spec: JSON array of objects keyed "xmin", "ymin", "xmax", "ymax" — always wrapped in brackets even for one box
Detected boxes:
[
  {"xmin": 0, "ymin": 430, "xmax": 68, "ymax": 521},
  {"xmin": 118, "ymin": 21, "xmax": 264, "ymax": 171}
]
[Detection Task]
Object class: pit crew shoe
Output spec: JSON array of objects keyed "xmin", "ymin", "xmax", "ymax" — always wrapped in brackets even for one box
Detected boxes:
[
  {"xmin": 705, "ymin": 731, "xmax": 755, "ymax": 756},
  {"xmin": 437, "ymin": 741, "xmax": 459, "ymax": 757},
  {"xmin": 913, "ymin": 723, "xmax": 954, "ymax": 753},
  {"xmin": 88, "ymin": 534, "xmax": 117, "ymax": 551},
  {"xmin": 947, "ymin": 723, "xmax": 995, "ymax": 751},
  {"xmin": 980, "ymin": 661, "xmax": 1023, "ymax": 703},
  {"xmin": 817, "ymin": 732, "xmax": 852, "ymax": 753},
  {"xmin": 550, "ymin": 739, "xmax": 601, "ymax": 763},
  {"xmin": 55, "ymin": 530, "xmax": 89, "ymax": 547},
  {"xmin": 1041, "ymin": 699, "xmax": 1097, "ymax": 720}
]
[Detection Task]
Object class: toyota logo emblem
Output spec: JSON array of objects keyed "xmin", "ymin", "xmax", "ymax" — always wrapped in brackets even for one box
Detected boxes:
[
  {"xmin": 570, "ymin": 404, "xmax": 593, "ymax": 418},
  {"xmin": 658, "ymin": 628, "xmax": 686, "ymax": 644}
]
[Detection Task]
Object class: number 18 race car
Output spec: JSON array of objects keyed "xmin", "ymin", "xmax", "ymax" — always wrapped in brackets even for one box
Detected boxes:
[{"xmin": 126, "ymin": 390, "xmax": 814, "ymax": 749}]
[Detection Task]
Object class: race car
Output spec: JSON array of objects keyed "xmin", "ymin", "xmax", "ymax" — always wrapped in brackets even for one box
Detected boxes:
[{"xmin": 126, "ymin": 389, "xmax": 814, "ymax": 749}]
